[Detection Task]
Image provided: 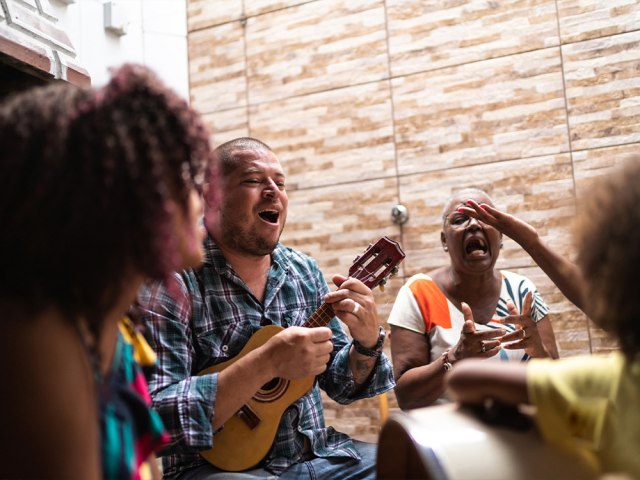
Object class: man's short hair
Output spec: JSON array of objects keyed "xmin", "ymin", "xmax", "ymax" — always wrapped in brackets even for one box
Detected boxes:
[{"xmin": 214, "ymin": 137, "xmax": 272, "ymax": 176}]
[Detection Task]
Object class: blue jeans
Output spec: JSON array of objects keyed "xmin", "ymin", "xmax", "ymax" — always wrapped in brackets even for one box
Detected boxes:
[{"xmin": 172, "ymin": 440, "xmax": 377, "ymax": 480}]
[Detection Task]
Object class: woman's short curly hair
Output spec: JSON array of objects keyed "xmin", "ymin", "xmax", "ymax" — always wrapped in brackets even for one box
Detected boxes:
[
  {"xmin": 0, "ymin": 64, "xmax": 212, "ymax": 337},
  {"xmin": 574, "ymin": 160, "xmax": 640, "ymax": 358}
]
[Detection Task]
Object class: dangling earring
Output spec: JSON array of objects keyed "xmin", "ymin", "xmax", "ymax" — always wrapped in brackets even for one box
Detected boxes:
[
  {"xmin": 500, "ymin": 241, "xmax": 504, "ymax": 249},
  {"xmin": 443, "ymin": 246, "xmax": 449, "ymax": 252}
]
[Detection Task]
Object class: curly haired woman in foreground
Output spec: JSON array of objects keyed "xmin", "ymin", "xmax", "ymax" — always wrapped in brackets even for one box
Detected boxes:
[
  {"xmin": 446, "ymin": 161, "xmax": 640, "ymax": 477},
  {"xmin": 0, "ymin": 64, "xmax": 213, "ymax": 479}
]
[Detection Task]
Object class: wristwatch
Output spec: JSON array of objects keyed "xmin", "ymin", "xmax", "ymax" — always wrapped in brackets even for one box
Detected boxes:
[{"xmin": 352, "ymin": 326, "xmax": 386, "ymax": 357}]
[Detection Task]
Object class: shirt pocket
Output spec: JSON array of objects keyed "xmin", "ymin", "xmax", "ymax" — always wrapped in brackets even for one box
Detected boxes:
[
  {"xmin": 269, "ymin": 303, "xmax": 318, "ymax": 329},
  {"xmin": 192, "ymin": 298, "xmax": 250, "ymax": 369}
]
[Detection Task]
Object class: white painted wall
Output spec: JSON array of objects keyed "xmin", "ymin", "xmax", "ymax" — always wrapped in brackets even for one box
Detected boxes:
[{"xmin": 49, "ymin": 0, "xmax": 189, "ymax": 100}]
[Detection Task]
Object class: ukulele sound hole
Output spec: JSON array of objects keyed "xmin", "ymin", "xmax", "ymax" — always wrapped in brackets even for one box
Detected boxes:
[
  {"xmin": 255, "ymin": 377, "xmax": 289, "ymax": 403},
  {"xmin": 261, "ymin": 378, "xmax": 280, "ymax": 391}
]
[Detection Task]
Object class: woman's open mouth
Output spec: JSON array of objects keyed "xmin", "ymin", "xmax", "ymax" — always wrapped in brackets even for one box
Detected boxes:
[{"xmin": 464, "ymin": 237, "xmax": 488, "ymax": 257}]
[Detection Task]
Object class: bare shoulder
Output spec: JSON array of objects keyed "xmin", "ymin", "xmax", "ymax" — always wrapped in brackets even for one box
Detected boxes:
[{"xmin": 0, "ymin": 311, "xmax": 101, "ymax": 479}]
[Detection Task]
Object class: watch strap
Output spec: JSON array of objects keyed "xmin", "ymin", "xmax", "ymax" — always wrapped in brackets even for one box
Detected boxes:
[{"xmin": 352, "ymin": 326, "xmax": 386, "ymax": 357}]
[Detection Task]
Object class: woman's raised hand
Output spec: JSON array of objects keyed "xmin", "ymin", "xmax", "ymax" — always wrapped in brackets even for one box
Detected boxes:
[
  {"xmin": 453, "ymin": 302, "xmax": 506, "ymax": 360},
  {"xmin": 499, "ymin": 292, "xmax": 548, "ymax": 358},
  {"xmin": 457, "ymin": 199, "xmax": 538, "ymax": 248}
]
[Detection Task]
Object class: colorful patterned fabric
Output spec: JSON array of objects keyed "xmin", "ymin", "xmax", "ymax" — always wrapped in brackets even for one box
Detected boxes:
[
  {"xmin": 100, "ymin": 318, "xmax": 169, "ymax": 480},
  {"xmin": 133, "ymin": 235, "xmax": 395, "ymax": 477},
  {"xmin": 388, "ymin": 271, "xmax": 549, "ymax": 403}
]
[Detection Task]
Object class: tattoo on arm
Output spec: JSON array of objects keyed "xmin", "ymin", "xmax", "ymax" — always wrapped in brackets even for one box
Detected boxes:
[{"xmin": 352, "ymin": 356, "xmax": 377, "ymax": 385}]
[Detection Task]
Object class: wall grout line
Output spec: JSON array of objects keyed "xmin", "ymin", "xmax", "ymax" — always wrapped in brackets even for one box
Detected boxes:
[
  {"xmin": 554, "ymin": 0, "xmax": 593, "ymax": 354},
  {"xmin": 194, "ymin": 27, "xmax": 640, "ymax": 115},
  {"xmin": 381, "ymin": 0, "xmax": 407, "ymax": 279},
  {"xmin": 240, "ymin": 1, "xmax": 251, "ymax": 137}
]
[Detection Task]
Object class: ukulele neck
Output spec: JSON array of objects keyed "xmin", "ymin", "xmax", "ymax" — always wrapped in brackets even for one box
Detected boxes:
[{"xmin": 302, "ymin": 304, "xmax": 334, "ymax": 329}]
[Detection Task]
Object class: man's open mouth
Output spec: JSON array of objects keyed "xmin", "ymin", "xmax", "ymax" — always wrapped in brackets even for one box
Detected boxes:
[{"xmin": 258, "ymin": 209, "xmax": 279, "ymax": 224}]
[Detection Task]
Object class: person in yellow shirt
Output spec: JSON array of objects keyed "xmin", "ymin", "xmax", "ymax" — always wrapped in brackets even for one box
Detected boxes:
[{"xmin": 446, "ymin": 160, "xmax": 640, "ymax": 478}]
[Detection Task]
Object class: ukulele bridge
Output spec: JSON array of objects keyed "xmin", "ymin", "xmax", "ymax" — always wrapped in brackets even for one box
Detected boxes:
[
  {"xmin": 234, "ymin": 378, "xmax": 290, "ymax": 430},
  {"xmin": 237, "ymin": 405, "xmax": 260, "ymax": 430}
]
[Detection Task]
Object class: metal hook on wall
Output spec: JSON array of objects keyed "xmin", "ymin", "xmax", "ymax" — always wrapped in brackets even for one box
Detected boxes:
[{"xmin": 391, "ymin": 204, "xmax": 409, "ymax": 225}]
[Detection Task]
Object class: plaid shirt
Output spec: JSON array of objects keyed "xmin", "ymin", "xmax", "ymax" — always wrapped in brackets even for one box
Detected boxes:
[{"xmin": 133, "ymin": 236, "xmax": 394, "ymax": 476}]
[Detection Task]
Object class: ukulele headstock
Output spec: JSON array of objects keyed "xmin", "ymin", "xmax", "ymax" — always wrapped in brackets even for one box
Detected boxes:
[{"xmin": 348, "ymin": 237, "xmax": 405, "ymax": 290}]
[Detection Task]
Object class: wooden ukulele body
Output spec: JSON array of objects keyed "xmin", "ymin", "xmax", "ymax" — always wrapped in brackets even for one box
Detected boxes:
[{"xmin": 198, "ymin": 325, "xmax": 315, "ymax": 471}]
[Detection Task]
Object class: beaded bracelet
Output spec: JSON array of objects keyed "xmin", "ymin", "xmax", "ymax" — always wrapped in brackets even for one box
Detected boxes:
[{"xmin": 442, "ymin": 347, "xmax": 457, "ymax": 371}]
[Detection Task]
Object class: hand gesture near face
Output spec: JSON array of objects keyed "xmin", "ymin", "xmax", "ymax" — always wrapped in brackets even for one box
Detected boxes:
[
  {"xmin": 499, "ymin": 291, "xmax": 548, "ymax": 358},
  {"xmin": 459, "ymin": 199, "xmax": 585, "ymax": 315},
  {"xmin": 452, "ymin": 303, "xmax": 506, "ymax": 360},
  {"xmin": 457, "ymin": 199, "xmax": 537, "ymax": 248}
]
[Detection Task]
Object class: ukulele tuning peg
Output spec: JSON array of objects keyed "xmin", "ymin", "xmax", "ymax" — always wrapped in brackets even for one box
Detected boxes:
[
  {"xmin": 378, "ymin": 277, "xmax": 387, "ymax": 292},
  {"xmin": 390, "ymin": 266, "xmax": 399, "ymax": 277},
  {"xmin": 353, "ymin": 255, "xmax": 360, "ymax": 263}
]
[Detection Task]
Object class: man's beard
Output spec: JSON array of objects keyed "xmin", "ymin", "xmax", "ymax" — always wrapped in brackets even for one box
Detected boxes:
[{"xmin": 220, "ymin": 215, "xmax": 280, "ymax": 257}]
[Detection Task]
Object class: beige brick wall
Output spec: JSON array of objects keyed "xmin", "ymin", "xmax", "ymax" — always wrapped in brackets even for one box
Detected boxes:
[{"xmin": 187, "ymin": 0, "xmax": 639, "ymax": 441}]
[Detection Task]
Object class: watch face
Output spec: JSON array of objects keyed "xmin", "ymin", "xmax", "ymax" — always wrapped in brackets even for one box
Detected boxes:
[{"xmin": 374, "ymin": 326, "xmax": 386, "ymax": 350}]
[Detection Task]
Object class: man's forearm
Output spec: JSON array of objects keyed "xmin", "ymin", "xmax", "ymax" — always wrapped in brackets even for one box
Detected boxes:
[
  {"xmin": 213, "ymin": 348, "xmax": 276, "ymax": 430},
  {"xmin": 348, "ymin": 348, "xmax": 378, "ymax": 386}
]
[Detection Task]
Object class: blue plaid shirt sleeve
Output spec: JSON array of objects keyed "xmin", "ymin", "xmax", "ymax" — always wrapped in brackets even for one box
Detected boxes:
[
  {"xmin": 133, "ymin": 274, "xmax": 217, "ymax": 452},
  {"xmin": 319, "ymin": 318, "xmax": 395, "ymax": 404}
]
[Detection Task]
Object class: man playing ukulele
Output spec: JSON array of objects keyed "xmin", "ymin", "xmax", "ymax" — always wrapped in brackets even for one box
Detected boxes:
[{"xmin": 133, "ymin": 137, "xmax": 394, "ymax": 479}]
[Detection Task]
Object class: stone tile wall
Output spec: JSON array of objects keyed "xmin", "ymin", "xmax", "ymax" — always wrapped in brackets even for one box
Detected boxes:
[{"xmin": 187, "ymin": 0, "xmax": 640, "ymax": 442}]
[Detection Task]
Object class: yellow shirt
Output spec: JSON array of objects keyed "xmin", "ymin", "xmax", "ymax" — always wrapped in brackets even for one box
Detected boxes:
[
  {"xmin": 528, "ymin": 351, "xmax": 640, "ymax": 477},
  {"xmin": 118, "ymin": 317, "xmax": 157, "ymax": 367}
]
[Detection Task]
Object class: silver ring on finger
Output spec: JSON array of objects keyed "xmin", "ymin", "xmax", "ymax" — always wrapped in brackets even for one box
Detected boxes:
[
  {"xmin": 480, "ymin": 342, "xmax": 486, "ymax": 353},
  {"xmin": 522, "ymin": 328, "xmax": 527, "ymax": 338},
  {"xmin": 352, "ymin": 301, "xmax": 360, "ymax": 316}
]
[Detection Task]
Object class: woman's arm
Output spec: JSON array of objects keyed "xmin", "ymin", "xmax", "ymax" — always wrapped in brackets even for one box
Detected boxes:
[
  {"xmin": 391, "ymin": 320, "xmax": 506, "ymax": 409},
  {"xmin": 446, "ymin": 359, "xmax": 530, "ymax": 406},
  {"xmin": 391, "ymin": 325, "xmax": 448, "ymax": 409},
  {"xmin": 1, "ymin": 313, "xmax": 101, "ymax": 479},
  {"xmin": 459, "ymin": 200, "xmax": 585, "ymax": 311}
]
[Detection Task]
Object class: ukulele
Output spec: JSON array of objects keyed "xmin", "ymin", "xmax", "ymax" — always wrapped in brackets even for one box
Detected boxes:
[{"xmin": 198, "ymin": 237, "xmax": 405, "ymax": 471}]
